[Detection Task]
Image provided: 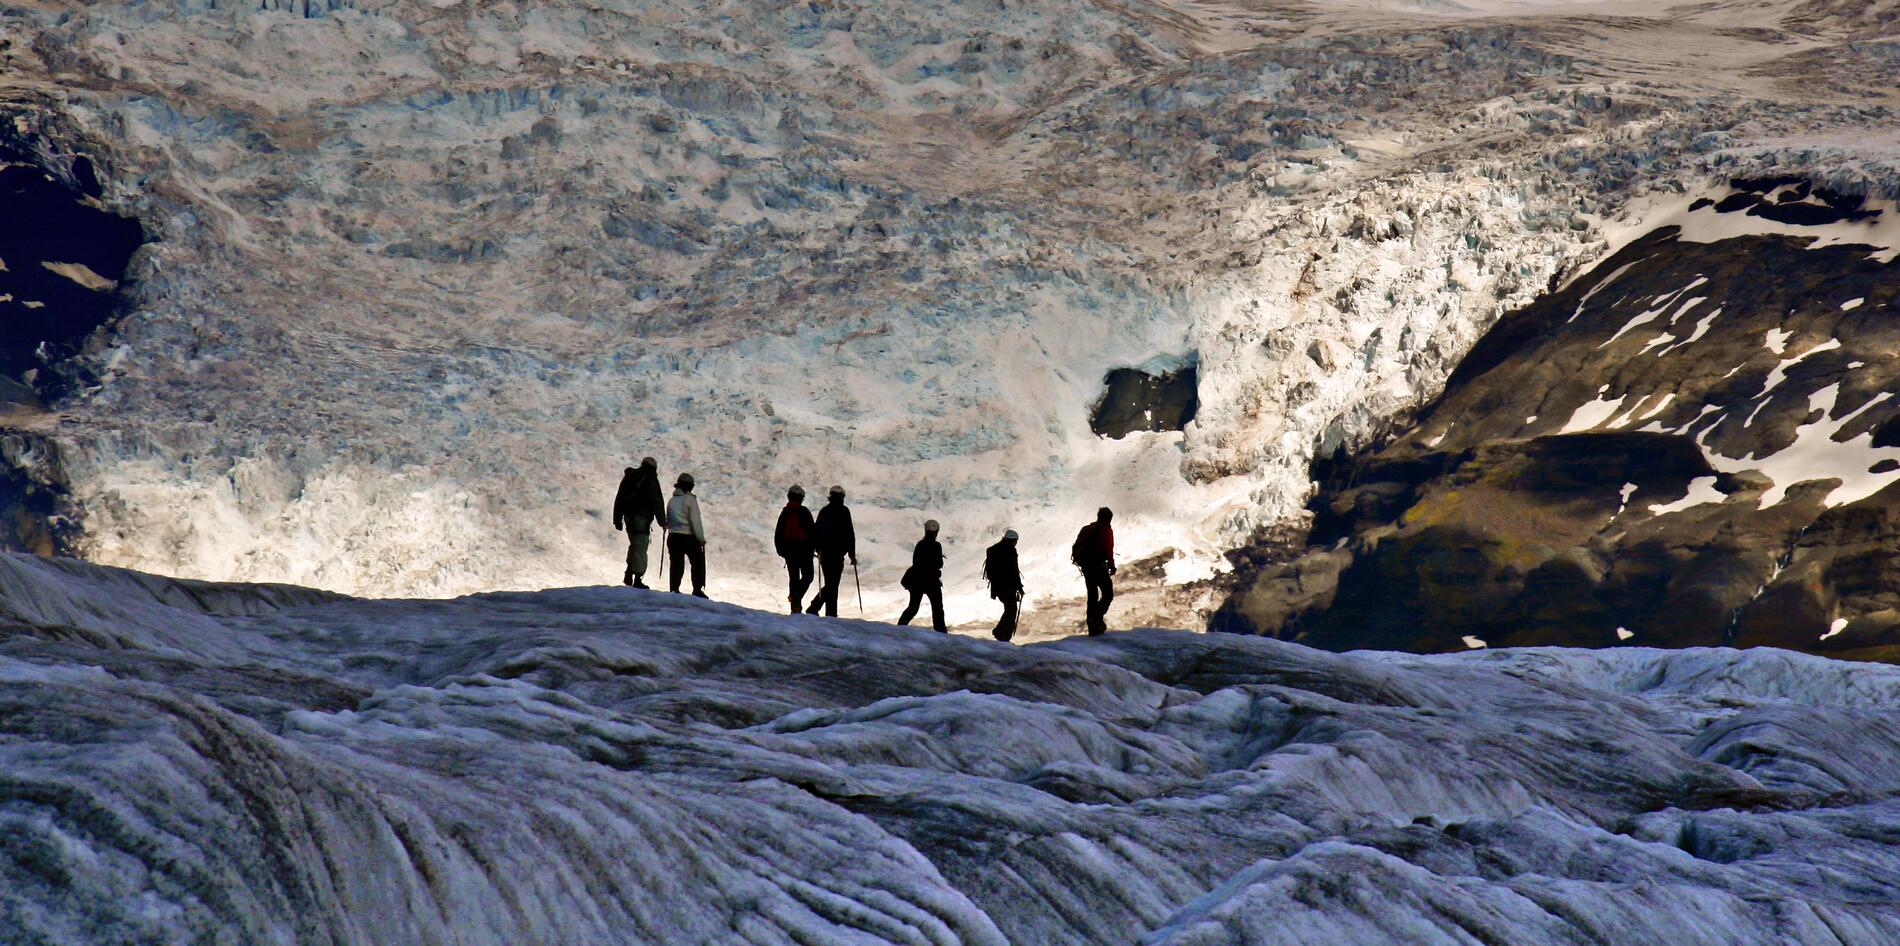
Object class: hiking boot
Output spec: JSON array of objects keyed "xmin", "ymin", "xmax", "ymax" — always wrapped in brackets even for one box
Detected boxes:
[
  {"xmin": 632, "ymin": 579, "xmax": 649, "ymax": 590},
  {"xmin": 622, "ymin": 572, "xmax": 633, "ymax": 586},
  {"xmin": 692, "ymin": 589, "xmax": 709, "ymax": 599}
]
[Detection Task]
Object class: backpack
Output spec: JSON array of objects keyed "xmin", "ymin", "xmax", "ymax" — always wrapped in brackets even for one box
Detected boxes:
[
  {"xmin": 984, "ymin": 542, "xmax": 1017, "ymax": 599},
  {"xmin": 1071, "ymin": 523, "xmax": 1096, "ymax": 568},
  {"xmin": 780, "ymin": 506, "xmax": 809, "ymax": 544}
]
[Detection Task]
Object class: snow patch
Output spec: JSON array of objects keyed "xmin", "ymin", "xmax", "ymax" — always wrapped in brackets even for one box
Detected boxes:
[{"xmin": 1647, "ymin": 475, "xmax": 1726, "ymax": 515}]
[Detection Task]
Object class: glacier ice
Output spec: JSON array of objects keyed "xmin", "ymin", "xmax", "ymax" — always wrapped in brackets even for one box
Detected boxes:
[
  {"xmin": 6, "ymin": 553, "xmax": 1900, "ymax": 943},
  {"xmin": 3, "ymin": 1, "xmax": 1899, "ymax": 622}
]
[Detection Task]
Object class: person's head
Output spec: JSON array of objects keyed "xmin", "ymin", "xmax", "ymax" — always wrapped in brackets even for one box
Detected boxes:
[
  {"xmin": 624, "ymin": 466, "xmax": 635, "ymax": 476},
  {"xmin": 787, "ymin": 484, "xmax": 805, "ymax": 503},
  {"xmin": 640, "ymin": 456, "xmax": 657, "ymax": 470},
  {"xmin": 1002, "ymin": 529, "xmax": 1018, "ymax": 545},
  {"xmin": 828, "ymin": 485, "xmax": 846, "ymax": 503},
  {"xmin": 924, "ymin": 519, "xmax": 939, "ymax": 536},
  {"xmin": 676, "ymin": 473, "xmax": 695, "ymax": 492},
  {"xmin": 1097, "ymin": 507, "xmax": 1113, "ymax": 524}
]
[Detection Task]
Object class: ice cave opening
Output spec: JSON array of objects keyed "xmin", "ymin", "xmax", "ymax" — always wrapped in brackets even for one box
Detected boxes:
[{"xmin": 1089, "ymin": 360, "xmax": 1200, "ymax": 439}]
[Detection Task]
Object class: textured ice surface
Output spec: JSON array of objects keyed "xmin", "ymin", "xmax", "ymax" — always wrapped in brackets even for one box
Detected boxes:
[
  {"xmin": 4, "ymin": 1, "xmax": 1900, "ymax": 619},
  {"xmin": 6, "ymin": 553, "xmax": 1900, "ymax": 943}
]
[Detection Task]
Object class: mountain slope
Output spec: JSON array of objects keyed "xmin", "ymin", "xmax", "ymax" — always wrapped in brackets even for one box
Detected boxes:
[
  {"xmin": 1215, "ymin": 180, "xmax": 1900, "ymax": 656},
  {"xmin": 0, "ymin": 1, "xmax": 1897, "ymax": 618}
]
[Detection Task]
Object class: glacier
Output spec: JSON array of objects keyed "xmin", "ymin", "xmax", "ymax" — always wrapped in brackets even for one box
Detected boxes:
[
  {"xmin": 3, "ymin": 1, "xmax": 1898, "ymax": 623},
  {"xmin": 7, "ymin": 553, "xmax": 1900, "ymax": 943}
]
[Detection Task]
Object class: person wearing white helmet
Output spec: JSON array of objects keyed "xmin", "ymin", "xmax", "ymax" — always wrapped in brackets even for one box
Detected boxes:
[
  {"xmin": 897, "ymin": 519, "xmax": 947, "ymax": 633},
  {"xmin": 774, "ymin": 484, "xmax": 818, "ymax": 613},
  {"xmin": 984, "ymin": 529, "xmax": 1023, "ymax": 642},
  {"xmin": 665, "ymin": 473, "xmax": 708, "ymax": 598},
  {"xmin": 806, "ymin": 485, "xmax": 857, "ymax": 616}
]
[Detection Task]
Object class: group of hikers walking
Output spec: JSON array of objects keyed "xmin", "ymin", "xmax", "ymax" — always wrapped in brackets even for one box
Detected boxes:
[{"xmin": 612, "ymin": 458, "xmax": 1118, "ymax": 640}]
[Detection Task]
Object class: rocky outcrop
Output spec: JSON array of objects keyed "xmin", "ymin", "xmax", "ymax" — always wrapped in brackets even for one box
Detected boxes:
[{"xmin": 1215, "ymin": 181, "xmax": 1900, "ymax": 658}]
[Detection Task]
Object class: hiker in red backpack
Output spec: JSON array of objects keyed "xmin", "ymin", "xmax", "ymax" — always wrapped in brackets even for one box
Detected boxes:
[
  {"xmin": 775, "ymin": 484, "xmax": 819, "ymax": 613},
  {"xmin": 1072, "ymin": 507, "xmax": 1116, "ymax": 635}
]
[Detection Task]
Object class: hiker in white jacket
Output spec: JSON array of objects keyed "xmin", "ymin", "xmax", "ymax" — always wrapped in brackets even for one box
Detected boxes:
[{"xmin": 665, "ymin": 473, "xmax": 708, "ymax": 598}]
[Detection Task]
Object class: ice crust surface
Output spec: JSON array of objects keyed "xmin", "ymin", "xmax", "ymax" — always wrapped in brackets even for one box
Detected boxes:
[
  {"xmin": 4, "ymin": 1, "xmax": 1900, "ymax": 620},
  {"xmin": 7, "ymin": 553, "xmax": 1900, "ymax": 943}
]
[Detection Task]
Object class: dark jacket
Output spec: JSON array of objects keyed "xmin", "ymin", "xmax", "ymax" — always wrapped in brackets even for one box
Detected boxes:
[
  {"xmin": 614, "ymin": 466, "xmax": 665, "ymax": 531},
  {"xmin": 984, "ymin": 540, "xmax": 1020, "ymax": 598},
  {"xmin": 774, "ymin": 503, "xmax": 818, "ymax": 560},
  {"xmin": 1073, "ymin": 522, "xmax": 1114, "ymax": 572},
  {"xmin": 814, "ymin": 500, "xmax": 856, "ymax": 559},
  {"xmin": 901, "ymin": 536, "xmax": 943, "ymax": 590}
]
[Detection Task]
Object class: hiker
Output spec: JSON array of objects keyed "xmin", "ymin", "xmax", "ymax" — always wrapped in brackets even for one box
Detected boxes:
[
  {"xmin": 775, "ymin": 484, "xmax": 818, "ymax": 613},
  {"xmin": 666, "ymin": 473, "xmax": 708, "ymax": 598},
  {"xmin": 1072, "ymin": 507, "xmax": 1115, "ymax": 635},
  {"xmin": 897, "ymin": 519, "xmax": 946, "ymax": 633},
  {"xmin": 984, "ymin": 530, "xmax": 1023, "ymax": 642},
  {"xmin": 612, "ymin": 457, "xmax": 665, "ymax": 588},
  {"xmin": 806, "ymin": 485, "xmax": 857, "ymax": 616}
]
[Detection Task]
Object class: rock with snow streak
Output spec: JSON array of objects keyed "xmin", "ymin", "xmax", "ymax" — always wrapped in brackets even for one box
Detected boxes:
[
  {"xmin": 1216, "ymin": 183, "xmax": 1900, "ymax": 658},
  {"xmin": 6, "ymin": 553, "xmax": 1900, "ymax": 943}
]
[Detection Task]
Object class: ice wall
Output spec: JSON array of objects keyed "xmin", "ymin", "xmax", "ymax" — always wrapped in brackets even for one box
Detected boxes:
[{"xmin": 1, "ymin": 1, "xmax": 1897, "ymax": 618}]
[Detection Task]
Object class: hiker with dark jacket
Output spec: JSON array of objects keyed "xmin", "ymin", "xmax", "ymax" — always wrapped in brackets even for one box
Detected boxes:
[
  {"xmin": 1073, "ymin": 507, "xmax": 1115, "ymax": 635},
  {"xmin": 806, "ymin": 485, "xmax": 857, "ymax": 616},
  {"xmin": 984, "ymin": 530, "xmax": 1023, "ymax": 642},
  {"xmin": 666, "ymin": 473, "xmax": 708, "ymax": 598},
  {"xmin": 897, "ymin": 519, "xmax": 946, "ymax": 633},
  {"xmin": 775, "ymin": 485, "xmax": 819, "ymax": 613},
  {"xmin": 613, "ymin": 457, "xmax": 666, "ymax": 588}
]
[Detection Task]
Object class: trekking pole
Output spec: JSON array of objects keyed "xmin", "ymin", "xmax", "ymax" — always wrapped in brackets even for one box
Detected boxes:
[
  {"xmin": 852, "ymin": 558, "xmax": 864, "ymax": 615},
  {"xmin": 658, "ymin": 532, "xmax": 666, "ymax": 587}
]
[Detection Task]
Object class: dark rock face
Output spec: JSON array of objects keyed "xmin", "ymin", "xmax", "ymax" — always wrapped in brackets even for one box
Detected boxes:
[
  {"xmin": 0, "ymin": 156, "xmax": 141, "ymax": 558},
  {"xmin": 1090, "ymin": 364, "xmax": 1199, "ymax": 438},
  {"xmin": 0, "ymin": 162, "xmax": 144, "ymax": 389},
  {"xmin": 1215, "ymin": 183, "xmax": 1900, "ymax": 659}
]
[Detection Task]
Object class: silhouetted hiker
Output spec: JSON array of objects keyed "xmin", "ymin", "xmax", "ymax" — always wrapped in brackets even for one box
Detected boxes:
[
  {"xmin": 806, "ymin": 485, "xmax": 857, "ymax": 616},
  {"xmin": 984, "ymin": 530, "xmax": 1022, "ymax": 642},
  {"xmin": 666, "ymin": 473, "xmax": 708, "ymax": 598},
  {"xmin": 898, "ymin": 519, "xmax": 946, "ymax": 633},
  {"xmin": 1072, "ymin": 507, "xmax": 1115, "ymax": 635},
  {"xmin": 613, "ymin": 457, "xmax": 665, "ymax": 588},
  {"xmin": 775, "ymin": 484, "xmax": 818, "ymax": 613}
]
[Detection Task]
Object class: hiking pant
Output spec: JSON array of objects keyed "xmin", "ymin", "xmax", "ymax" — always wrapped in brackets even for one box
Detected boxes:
[
  {"xmin": 899, "ymin": 585, "xmax": 946, "ymax": 633},
  {"xmin": 809, "ymin": 554, "xmax": 846, "ymax": 616},
  {"xmin": 1083, "ymin": 567, "xmax": 1114, "ymax": 634},
  {"xmin": 668, "ymin": 533, "xmax": 706, "ymax": 594},
  {"xmin": 993, "ymin": 591, "xmax": 1020, "ymax": 642},
  {"xmin": 624, "ymin": 526, "xmax": 651, "ymax": 582},
  {"xmin": 785, "ymin": 555, "xmax": 814, "ymax": 613}
]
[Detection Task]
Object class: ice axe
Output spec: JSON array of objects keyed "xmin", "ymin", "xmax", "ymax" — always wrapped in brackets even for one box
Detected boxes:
[{"xmin": 852, "ymin": 558, "xmax": 863, "ymax": 615}]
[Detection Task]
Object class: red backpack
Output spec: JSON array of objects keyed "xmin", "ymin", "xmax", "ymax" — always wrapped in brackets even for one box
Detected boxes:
[{"xmin": 781, "ymin": 506, "xmax": 809, "ymax": 543}]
